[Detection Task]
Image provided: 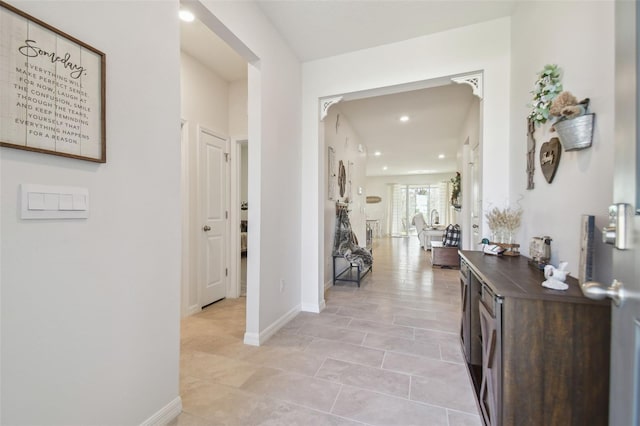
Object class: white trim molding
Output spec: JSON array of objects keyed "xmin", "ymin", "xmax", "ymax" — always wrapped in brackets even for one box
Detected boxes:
[
  {"xmin": 140, "ymin": 396, "xmax": 182, "ymax": 426},
  {"xmin": 243, "ymin": 304, "xmax": 301, "ymax": 346},
  {"xmin": 302, "ymin": 299, "xmax": 326, "ymax": 313},
  {"xmin": 451, "ymin": 73, "xmax": 483, "ymax": 99},
  {"xmin": 319, "ymin": 96, "xmax": 343, "ymax": 121}
]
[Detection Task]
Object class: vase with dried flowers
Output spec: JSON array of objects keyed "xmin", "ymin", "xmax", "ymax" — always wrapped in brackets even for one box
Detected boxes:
[{"xmin": 485, "ymin": 206, "xmax": 522, "ymax": 244}]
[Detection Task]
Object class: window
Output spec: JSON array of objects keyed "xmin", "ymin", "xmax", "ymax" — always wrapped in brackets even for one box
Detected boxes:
[{"xmin": 390, "ymin": 183, "xmax": 448, "ymax": 236}]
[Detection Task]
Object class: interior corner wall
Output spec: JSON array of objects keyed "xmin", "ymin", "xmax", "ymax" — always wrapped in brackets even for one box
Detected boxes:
[
  {"xmin": 457, "ymin": 98, "xmax": 480, "ymax": 249},
  {"xmin": 229, "ymin": 79, "xmax": 248, "ymax": 137},
  {"xmin": 198, "ymin": 0, "xmax": 303, "ymax": 337},
  {"xmin": 509, "ymin": 2, "xmax": 614, "ymax": 280},
  {"xmin": 323, "ymin": 107, "xmax": 367, "ymax": 289},
  {"xmin": 1, "ymin": 1, "xmax": 181, "ymax": 424},
  {"xmin": 180, "ymin": 51, "xmax": 230, "ymax": 315},
  {"xmin": 302, "ymin": 18, "xmax": 511, "ymax": 310}
]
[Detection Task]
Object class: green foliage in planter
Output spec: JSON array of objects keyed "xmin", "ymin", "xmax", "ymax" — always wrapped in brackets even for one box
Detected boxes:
[{"xmin": 528, "ymin": 64, "xmax": 563, "ymax": 126}]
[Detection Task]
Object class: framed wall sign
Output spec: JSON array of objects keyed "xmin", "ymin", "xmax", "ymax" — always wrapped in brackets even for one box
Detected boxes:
[{"xmin": 0, "ymin": 1, "xmax": 106, "ymax": 162}]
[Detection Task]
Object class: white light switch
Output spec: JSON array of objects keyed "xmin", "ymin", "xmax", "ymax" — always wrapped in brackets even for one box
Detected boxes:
[
  {"xmin": 72, "ymin": 194, "xmax": 87, "ymax": 211},
  {"xmin": 21, "ymin": 184, "xmax": 89, "ymax": 219},
  {"xmin": 59, "ymin": 194, "xmax": 73, "ymax": 210},
  {"xmin": 28, "ymin": 192, "xmax": 45, "ymax": 210},
  {"xmin": 44, "ymin": 193, "xmax": 59, "ymax": 210}
]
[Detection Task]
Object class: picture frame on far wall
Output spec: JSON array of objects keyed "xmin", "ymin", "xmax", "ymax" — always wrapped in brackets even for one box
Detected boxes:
[{"xmin": 0, "ymin": 1, "xmax": 106, "ymax": 163}]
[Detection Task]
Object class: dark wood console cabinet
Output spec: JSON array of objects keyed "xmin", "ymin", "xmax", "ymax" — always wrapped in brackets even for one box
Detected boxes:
[{"xmin": 459, "ymin": 251, "xmax": 611, "ymax": 426}]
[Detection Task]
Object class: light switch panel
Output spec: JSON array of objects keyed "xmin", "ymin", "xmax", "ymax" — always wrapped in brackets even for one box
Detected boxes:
[
  {"xmin": 72, "ymin": 194, "xmax": 87, "ymax": 211},
  {"xmin": 27, "ymin": 192, "xmax": 45, "ymax": 210},
  {"xmin": 44, "ymin": 193, "xmax": 59, "ymax": 210},
  {"xmin": 21, "ymin": 184, "xmax": 89, "ymax": 219},
  {"xmin": 59, "ymin": 194, "xmax": 73, "ymax": 211}
]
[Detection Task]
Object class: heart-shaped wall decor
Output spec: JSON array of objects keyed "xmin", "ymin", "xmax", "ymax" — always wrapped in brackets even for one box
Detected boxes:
[{"xmin": 540, "ymin": 137, "xmax": 562, "ymax": 183}]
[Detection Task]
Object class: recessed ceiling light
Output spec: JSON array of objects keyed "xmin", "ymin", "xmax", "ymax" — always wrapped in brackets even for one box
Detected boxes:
[
  {"xmin": 382, "ymin": 166, "xmax": 388, "ymax": 171},
  {"xmin": 179, "ymin": 9, "xmax": 195, "ymax": 22},
  {"xmin": 374, "ymin": 151, "xmax": 381, "ymax": 156},
  {"xmin": 399, "ymin": 115, "xmax": 410, "ymax": 122},
  {"xmin": 438, "ymin": 154, "xmax": 445, "ymax": 159}
]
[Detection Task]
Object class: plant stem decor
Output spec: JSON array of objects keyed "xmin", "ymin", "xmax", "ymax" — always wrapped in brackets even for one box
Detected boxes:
[
  {"xmin": 450, "ymin": 172, "xmax": 461, "ymax": 206},
  {"xmin": 528, "ymin": 64, "xmax": 563, "ymax": 126}
]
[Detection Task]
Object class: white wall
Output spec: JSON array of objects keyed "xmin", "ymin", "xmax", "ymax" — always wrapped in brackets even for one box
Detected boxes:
[
  {"xmin": 458, "ymin": 98, "xmax": 480, "ymax": 249},
  {"xmin": 302, "ymin": 18, "xmax": 511, "ymax": 311},
  {"xmin": 366, "ymin": 173, "xmax": 455, "ymax": 236},
  {"xmin": 196, "ymin": 0, "xmax": 303, "ymax": 338},
  {"xmin": 1, "ymin": 1, "xmax": 181, "ymax": 424},
  {"xmin": 180, "ymin": 51, "xmax": 229, "ymax": 315},
  {"xmin": 509, "ymin": 2, "xmax": 614, "ymax": 280},
  {"xmin": 229, "ymin": 79, "xmax": 248, "ymax": 137},
  {"xmin": 323, "ymin": 107, "xmax": 368, "ymax": 288}
]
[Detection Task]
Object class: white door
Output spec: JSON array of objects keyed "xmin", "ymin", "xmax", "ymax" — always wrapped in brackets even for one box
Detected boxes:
[
  {"xmin": 583, "ymin": 2, "xmax": 639, "ymax": 424},
  {"xmin": 199, "ymin": 129, "xmax": 229, "ymax": 307}
]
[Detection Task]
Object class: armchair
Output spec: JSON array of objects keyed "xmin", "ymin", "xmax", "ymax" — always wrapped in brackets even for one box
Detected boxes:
[{"xmin": 411, "ymin": 213, "xmax": 429, "ymax": 249}]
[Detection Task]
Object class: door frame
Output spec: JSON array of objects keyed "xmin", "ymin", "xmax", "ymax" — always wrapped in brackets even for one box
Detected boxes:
[
  {"xmin": 197, "ymin": 125, "xmax": 231, "ymax": 307},
  {"xmin": 180, "ymin": 120, "xmax": 198, "ymax": 317},
  {"xmin": 229, "ymin": 137, "xmax": 248, "ymax": 298}
]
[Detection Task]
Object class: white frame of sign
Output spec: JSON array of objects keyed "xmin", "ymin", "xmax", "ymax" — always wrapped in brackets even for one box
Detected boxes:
[{"xmin": 0, "ymin": 1, "xmax": 106, "ymax": 163}]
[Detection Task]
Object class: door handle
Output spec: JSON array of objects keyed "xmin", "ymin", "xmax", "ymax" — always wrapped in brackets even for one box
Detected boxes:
[
  {"xmin": 203, "ymin": 225, "xmax": 211, "ymax": 231},
  {"xmin": 581, "ymin": 279, "xmax": 624, "ymax": 306}
]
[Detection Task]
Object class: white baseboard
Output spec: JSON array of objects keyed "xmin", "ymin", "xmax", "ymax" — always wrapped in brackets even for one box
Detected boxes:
[
  {"xmin": 244, "ymin": 303, "xmax": 301, "ymax": 346},
  {"xmin": 140, "ymin": 396, "xmax": 182, "ymax": 426},
  {"xmin": 301, "ymin": 299, "xmax": 325, "ymax": 313},
  {"xmin": 243, "ymin": 331, "xmax": 260, "ymax": 346}
]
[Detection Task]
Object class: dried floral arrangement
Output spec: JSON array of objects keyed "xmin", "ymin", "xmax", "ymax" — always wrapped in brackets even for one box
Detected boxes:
[{"xmin": 485, "ymin": 207, "xmax": 523, "ymax": 242}]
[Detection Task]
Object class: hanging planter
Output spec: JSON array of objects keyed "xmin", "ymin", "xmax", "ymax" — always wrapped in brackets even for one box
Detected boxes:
[{"xmin": 554, "ymin": 113, "xmax": 595, "ymax": 151}]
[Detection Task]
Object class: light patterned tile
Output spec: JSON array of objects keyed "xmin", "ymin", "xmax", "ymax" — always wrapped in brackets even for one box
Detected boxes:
[
  {"xmin": 347, "ymin": 318, "xmax": 414, "ymax": 339},
  {"xmin": 316, "ymin": 358, "xmax": 410, "ymax": 397},
  {"xmin": 331, "ymin": 385, "xmax": 448, "ymax": 426},
  {"xmin": 243, "ymin": 345, "xmax": 327, "ymax": 377},
  {"xmin": 363, "ymin": 333, "xmax": 441, "ymax": 360},
  {"xmin": 447, "ymin": 410, "xmax": 483, "ymax": 426},
  {"xmin": 305, "ymin": 338, "xmax": 385, "ymax": 368},
  {"xmin": 410, "ymin": 367, "xmax": 478, "ymax": 414},
  {"xmin": 394, "ymin": 315, "xmax": 459, "ymax": 333},
  {"xmin": 181, "ymin": 351, "xmax": 261, "ymax": 388},
  {"xmin": 297, "ymin": 323, "xmax": 366, "ymax": 345},
  {"xmin": 239, "ymin": 368, "xmax": 342, "ymax": 412}
]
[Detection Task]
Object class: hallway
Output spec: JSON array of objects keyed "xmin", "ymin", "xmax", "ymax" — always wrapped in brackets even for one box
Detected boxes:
[{"xmin": 175, "ymin": 237, "xmax": 480, "ymax": 425}]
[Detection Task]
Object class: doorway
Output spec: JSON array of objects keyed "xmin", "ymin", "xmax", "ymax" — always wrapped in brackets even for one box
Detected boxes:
[
  {"xmin": 179, "ymin": 3, "xmax": 252, "ymax": 315},
  {"xmin": 321, "ymin": 78, "xmax": 482, "ymax": 291}
]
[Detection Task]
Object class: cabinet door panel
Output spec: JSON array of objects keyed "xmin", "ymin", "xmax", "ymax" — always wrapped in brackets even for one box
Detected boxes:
[
  {"xmin": 479, "ymin": 300, "xmax": 500, "ymax": 426},
  {"xmin": 460, "ymin": 276, "xmax": 471, "ymax": 362}
]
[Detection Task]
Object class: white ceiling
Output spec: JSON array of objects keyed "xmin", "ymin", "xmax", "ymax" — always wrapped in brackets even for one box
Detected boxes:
[
  {"xmin": 180, "ymin": 17, "xmax": 247, "ymax": 82},
  {"xmin": 338, "ymin": 84, "xmax": 476, "ymax": 176},
  {"xmin": 255, "ymin": 0, "xmax": 517, "ymax": 62},
  {"xmin": 180, "ymin": 1, "xmax": 515, "ymax": 176}
]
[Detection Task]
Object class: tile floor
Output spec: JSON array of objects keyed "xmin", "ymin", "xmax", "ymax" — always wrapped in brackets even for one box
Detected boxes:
[{"xmin": 173, "ymin": 237, "xmax": 481, "ymax": 426}]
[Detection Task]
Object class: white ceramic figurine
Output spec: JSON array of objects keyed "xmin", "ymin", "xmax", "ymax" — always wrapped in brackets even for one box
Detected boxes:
[{"xmin": 542, "ymin": 262, "xmax": 569, "ymax": 290}]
